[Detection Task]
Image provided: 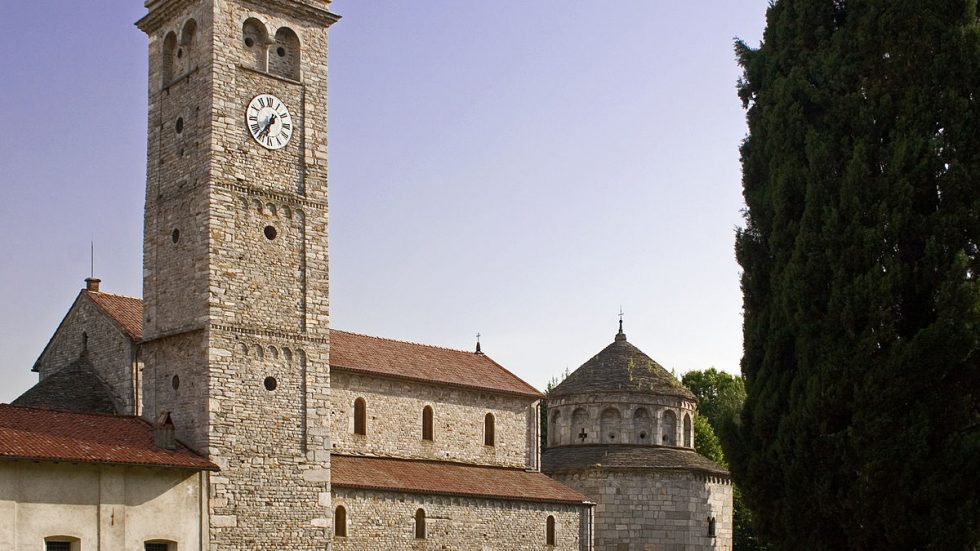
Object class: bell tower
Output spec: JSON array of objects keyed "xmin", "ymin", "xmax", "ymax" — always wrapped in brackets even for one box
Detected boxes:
[{"xmin": 137, "ymin": 0, "xmax": 338, "ymax": 548}]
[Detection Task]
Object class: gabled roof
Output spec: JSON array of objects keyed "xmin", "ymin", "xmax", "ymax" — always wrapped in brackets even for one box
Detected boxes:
[
  {"xmin": 329, "ymin": 330, "xmax": 543, "ymax": 398},
  {"xmin": 30, "ymin": 287, "xmax": 542, "ymax": 398},
  {"xmin": 32, "ymin": 288, "xmax": 143, "ymax": 372},
  {"xmin": 550, "ymin": 330, "xmax": 695, "ymax": 401},
  {"xmin": 84, "ymin": 290, "xmax": 143, "ymax": 340},
  {"xmin": 0, "ymin": 404, "xmax": 217, "ymax": 471},
  {"xmin": 332, "ymin": 455, "xmax": 589, "ymax": 504},
  {"xmin": 14, "ymin": 355, "xmax": 120, "ymax": 414},
  {"xmin": 542, "ymin": 444, "xmax": 729, "ymax": 477}
]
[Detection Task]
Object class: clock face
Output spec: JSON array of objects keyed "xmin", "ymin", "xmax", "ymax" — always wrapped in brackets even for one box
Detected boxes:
[{"xmin": 246, "ymin": 94, "xmax": 293, "ymax": 150}]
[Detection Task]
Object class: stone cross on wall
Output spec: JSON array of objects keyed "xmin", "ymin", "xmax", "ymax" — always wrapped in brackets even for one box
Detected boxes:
[{"xmin": 578, "ymin": 428, "xmax": 588, "ymax": 442}]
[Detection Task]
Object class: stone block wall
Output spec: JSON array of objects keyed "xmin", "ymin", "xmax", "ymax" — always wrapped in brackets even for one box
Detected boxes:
[
  {"xmin": 550, "ymin": 469, "xmax": 732, "ymax": 551},
  {"xmin": 332, "ymin": 488, "xmax": 587, "ymax": 551},
  {"xmin": 33, "ymin": 293, "xmax": 138, "ymax": 415},
  {"xmin": 138, "ymin": 0, "xmax": 337, "ymax": 548},
  {"xmin": 331, "ymin": 371, "xmax": 536, "ymax": 469}
]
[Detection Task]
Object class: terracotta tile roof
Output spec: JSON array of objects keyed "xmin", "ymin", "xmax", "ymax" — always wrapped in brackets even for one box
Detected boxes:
[
  {"xmin": 0, "ymin": 404, "xmax": 217, "ymax": 471},
  {"xmin": 542, "ymin": 444, "xmax": 729, "ymax": 477},
  {"xmin": 332, "ymin": 455, "xmax": 589, "ymax": 504},
  {"xmin": 84, "ymin": 290, "xmax": 143, "ymax": 340},
  {"xmin": 329, "ymin": 330, "xmax": 543, "ymax": 398},
  {"xmin": 44, "ymin": 288, "xmax": 540, "ymax": 398}
]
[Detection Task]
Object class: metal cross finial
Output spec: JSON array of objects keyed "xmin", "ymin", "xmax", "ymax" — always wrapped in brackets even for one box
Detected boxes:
[
  {"xmin": 618, "ymin": 306, "xmax": 624, "ymax": 335},
  {"xmin": 475, "ymin": 332, "xmax": 482, "ymax": 354}
]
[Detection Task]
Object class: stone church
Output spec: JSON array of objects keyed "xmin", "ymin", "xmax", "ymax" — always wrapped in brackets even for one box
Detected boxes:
[{"xmin": 0, "ymin": 1, "xmax": 731, "ymax": 550}]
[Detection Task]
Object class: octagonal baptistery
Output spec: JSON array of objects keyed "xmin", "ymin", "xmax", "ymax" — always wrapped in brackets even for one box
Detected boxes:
[{"xmin": 542, "ymin": 325, "xmax": 733, "ymax": 551}]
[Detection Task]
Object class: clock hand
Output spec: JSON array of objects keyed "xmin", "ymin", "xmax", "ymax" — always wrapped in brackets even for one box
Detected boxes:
[{"xmin": 257, "ymin": 113, "xmax": 278, "ymax": 139}]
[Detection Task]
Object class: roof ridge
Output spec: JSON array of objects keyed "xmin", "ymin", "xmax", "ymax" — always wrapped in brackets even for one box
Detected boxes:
[
  {"xmin": 0, "ymin": 403, "xmax": 145, "ymax": 423},
  {"xmin": 329, "ymin": 453, "xmax": 532, "ymax": 472},
  {"xmin": 84, "ymin": 289, "xmax": 143, "ymax": 301},
  {"xmin": 331, "ymin": 329, "xmax": 481, "ymax": 356}
]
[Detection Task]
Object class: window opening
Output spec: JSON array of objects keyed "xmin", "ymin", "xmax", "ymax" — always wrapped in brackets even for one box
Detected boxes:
[
  {"xmin": 46, "ymin": 543, "xmax": 72, "ymax": 551},
  {"xmin": 484, "ymin": 413, "xmax": 495, "ymax": 446},
  {"xmin": 415, "ymin": 508, "xmax": 426, "ymax": 539},
  {"xmin": 335, "ymin": 505, "xmax": 347, "ymax": 537},
  {"xmin": 546, "ymin": 515, "xmax": 556, "ymax": 545},
  {"xmin": 353, "ymin": 397, "xmax": 366, "ymax": 435},
  {"xmin": 708, "ymin": 517, "xmax": 717, "ymax": 537},
  {"xmin": 145, "ymin": 544, "xmax": 170, "ymax": 551},
  {"xmin": 684, "ymin": 413, "xmax": 693, "ymax": 448},
  {"xmin": 264, "ymin": 376, "xmax": 277, "ymax": 391},
  {"xmin": 422, "ymin": 406, "xmax": 433, "ymax": 441}
]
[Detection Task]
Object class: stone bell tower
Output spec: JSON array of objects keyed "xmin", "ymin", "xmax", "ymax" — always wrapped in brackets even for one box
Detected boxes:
[{"xmin": 137, "ymin": 0, "xmax": 337, "ymax": 548}]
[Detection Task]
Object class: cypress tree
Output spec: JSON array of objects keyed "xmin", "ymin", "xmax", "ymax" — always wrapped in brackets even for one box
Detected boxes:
[{"xmin": 732, "ymin": 1, "xmax": 980, "ymax": 548}]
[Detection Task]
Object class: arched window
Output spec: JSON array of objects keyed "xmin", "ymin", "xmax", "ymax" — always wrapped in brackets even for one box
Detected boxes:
[
  {"xmin": 633, "ymin": 407, "xmax": 653, "ymax": 444},
  {"xmin": 662, "ymin": 410, "xmax": 677, "ymax": 446},
  {"xmin": 353, "ymin": 397, "xmax": 366, "ymax": 435},
  {"xmin": 683, "ymin": 413, "xmax": 693, "ymax": 448},
  {"xmin": 572, "ymin": 407, "xmax": 589, "ymax": 444},
  {"xmin": 242, "ymin": 18, "xmax": 269, "ymax": 71},
  {"xmin": 45, "ymin": 538, "xmax": 79, "ymax": 551},
  {"xmin": 484, "ymin": 413, "xmax": 495, "ymax": 446},
  {"xmin": 600, "ymin": 407, "xmax": 622, "ymax": 443},
  {"xmin": 708, "ymin": 516, "xmax": 717, "ymax": 537},
  {"xmin": 334, "ymin": 505, "xmax": 347, "ymax": 537},
  {"xmin": 415, "ymin": 508, "xmax": 426, "ymax": 539},
  {"xmin": 269, "ymin": 27, "xmax": 301, "ymax": 80},
  {"xmin": 177, "ymin": 19, "xmax": 197, "ymax": 75},
  {"xmin": 546, "ymin": 515, "xmax": 556, "ymax": 545},
  {"xmin": 162, "ymin": 31, "xmax": 177, "ymax": 86},
  {"xmin": 422, "ymin": 405, "xmax": 434, "ymax": 441},
  {"xmin": 549, "ymin": 410, "xmax": 562, "ymax": 447}
]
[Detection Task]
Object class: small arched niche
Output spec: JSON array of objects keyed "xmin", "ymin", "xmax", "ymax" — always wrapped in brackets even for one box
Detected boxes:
[
  {"xmin": 549, "ymin": 409, "xmax": 562, "ymax": 447},
  {"xmin": 600, "ymin": 407, "xmax": 622, "ymax": 444},
  {"xmin": 269, "ymin": 27, "xmax": 301, "ymax": 80},
  {"xmin": 684, "ymin": 413, "xmax": 693, "ymax": 448},
  {"xmin": 242, "ymin": 18, "xmax": 269, "ymax": 71},
  {"xmin": 662, "ymin": 409, "xmax": 677, "ymax": 446},
  {"xmin": 571, "ymin": 407, "xmax": 589, "ymax": 444},
  {"xmin": 633, "ymin": 407, "xmax": 653, "ymax": 445}
]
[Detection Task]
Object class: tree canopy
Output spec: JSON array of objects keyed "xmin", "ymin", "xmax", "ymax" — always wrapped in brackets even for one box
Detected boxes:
[{"xmin": 732, "ymin": 1, "xmax": 980, "ymax": 548}]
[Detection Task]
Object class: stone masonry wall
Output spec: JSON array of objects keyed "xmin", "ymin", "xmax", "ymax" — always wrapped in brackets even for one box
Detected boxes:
[
  {"xmin": 548, "ymin": 393, "xmax": 697, "ymax": 449},
  {"xmin": 34, "ymin": 293, "xmax": 137, "ymax": 414},
  {"xmin": 551, "ymin": 469, "xmax": 732, "ymax": 551},
  {"xmin": 331, "ymin": 371, "xmax": 536, "ymax": 468},
  {"xmin": 139, "ymin": 0, "xmax": 336, "ymax": 548},
  {"xmin": 332, "ymin": 488, "xmax": 587, "ymax": 551}
]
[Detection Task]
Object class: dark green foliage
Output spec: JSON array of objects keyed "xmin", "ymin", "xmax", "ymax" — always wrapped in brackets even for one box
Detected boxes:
[
  {"xmin": 684, "ymin": 369, "xmax": 766, "ymax": 551},
  {"xmin": 733, "ymin": 1, "xmax": 980, "ymax": 548},
  {"xmin": 682, "ymin": 368, "xmax": 746, "ymax": 442},
  {"xmin": 694, "ymin": 413, "xmax": 726, "ymax": 466}
]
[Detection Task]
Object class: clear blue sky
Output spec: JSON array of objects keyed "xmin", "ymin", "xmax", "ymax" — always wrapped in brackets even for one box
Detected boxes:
[{"xmin": 0, "ymin": 1, "xmax": 770, "ymax": 403}]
